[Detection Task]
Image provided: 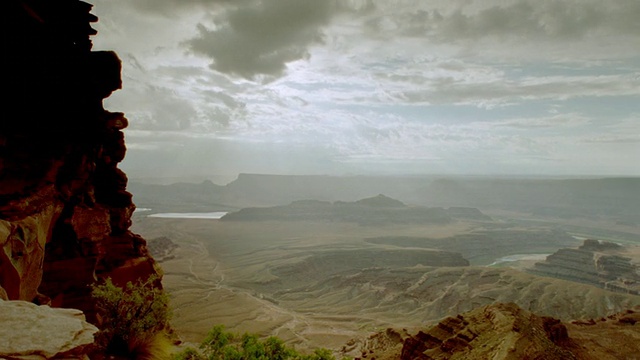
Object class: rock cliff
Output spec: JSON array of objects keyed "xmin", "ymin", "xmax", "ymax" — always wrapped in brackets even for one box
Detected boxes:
[{"xmin": 1, "ymin": 0, "xmax": 161, "ymax": 324}]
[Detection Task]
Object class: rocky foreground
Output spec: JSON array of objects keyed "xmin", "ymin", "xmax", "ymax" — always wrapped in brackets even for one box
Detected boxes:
[
  {"xmin": 0, "ymin": 299, "xmax": 98, "ymax": 359},
  {"xmin": 344, "ymin": 302, "xmax": 640, "ymax": 360}
]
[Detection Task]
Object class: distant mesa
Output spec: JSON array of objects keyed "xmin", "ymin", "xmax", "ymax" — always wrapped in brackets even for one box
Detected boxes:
[
  {"xmin": 220, "ymin": 194, "xmax": 490, "ymax": 225},
  {"xmin": 530, "ymin": 239, "xmax": 640, "ymax": 295},
  {"xmin": 579, "ymin": 238, "xmax": 623, "ymax": 252},
  {"xmin": 353, "ymin": 194, "xmax": 407, "ymax": 208},
  {"xmin": 129, "ymin": 174, "xmax": 640, "ymax": 224}
]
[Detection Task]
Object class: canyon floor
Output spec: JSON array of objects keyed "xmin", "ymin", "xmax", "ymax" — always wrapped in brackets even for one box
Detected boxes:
[{"xmin": 132, "ymin": 212, "xmax": 640, "ymax": 354}]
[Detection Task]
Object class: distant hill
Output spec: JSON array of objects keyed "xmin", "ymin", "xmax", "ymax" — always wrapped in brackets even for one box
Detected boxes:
[
  {"xmin": 412, "ymin": 176, "xmax": 640, "ymax": 222},
  {"xmin": 353, "ymin": 194, "xmax": 407, "ymax": 208},
  {"xmin": 128, "ymin": 179, "xmax": 233, "ymax": 213},
  {"xmin": 129, "ymin": 174, "xmax": 640, "ymax": 224},
  {"xmin": 223, "ymin": 173, "xmax": 427, "ymax": 206},
  {"xmin": 220, "ymin": 194, "xmax": 462, "ymax": 225}
]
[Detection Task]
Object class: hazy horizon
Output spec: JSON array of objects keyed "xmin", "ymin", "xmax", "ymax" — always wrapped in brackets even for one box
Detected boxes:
[
  {"xmin": 91, "ymin": 0, "xmax": 639, "ymax": 180},
  {"xmin": 127, "ymin": 171, "xmax": 639, "ymax": 187}
]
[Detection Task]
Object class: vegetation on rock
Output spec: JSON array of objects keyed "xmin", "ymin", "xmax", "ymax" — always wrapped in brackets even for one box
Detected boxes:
[
  {"xmin": 174, "ymin": 325, "xmax": 343, "ymax": 360},
  {"xmin": 91, "ymin": 274, "xmax": 172, "ymax": 357}
]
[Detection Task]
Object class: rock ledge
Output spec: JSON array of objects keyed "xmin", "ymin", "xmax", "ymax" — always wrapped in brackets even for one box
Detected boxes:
[{"xmin": 0, "ymin": 300, "xmax": 97, "ymax": 359}]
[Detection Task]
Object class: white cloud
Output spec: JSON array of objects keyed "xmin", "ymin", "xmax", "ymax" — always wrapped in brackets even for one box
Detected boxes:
[
  {"xmin": 493, "ymin": 113, "xmax": 590, "ymax": 129},
  {"xmin": 90, "ymin": 0, "xmax": 639, "ymax": 177},
  {"xmin": 393, "ymin": 73, "xmax": 640, "ymax": 107}
]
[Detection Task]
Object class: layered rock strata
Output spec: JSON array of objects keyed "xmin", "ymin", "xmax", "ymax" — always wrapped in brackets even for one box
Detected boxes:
[
  {"xmin": 399, "ymin": 302, "xmax": 640, "ymax": 360},
  {"xmin": 530, "ymin": 239, "xmax": 640, "ymax": 295},
  {"xmin": 1, "ymin": 0, "xmax": 161, "ymax": 322}
]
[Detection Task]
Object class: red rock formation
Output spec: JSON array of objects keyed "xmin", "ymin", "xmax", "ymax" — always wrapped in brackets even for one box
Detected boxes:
[
  {"xmin": 1, "ymin": 0, "xmax": 161, "ymax": 322},
  {"xmin": 399, "ymin": 302, "xmax": 640, "ymax": 360},
  {"xmin": 399, "ymin": 303, "xmax": 578, "ymax": 360}
]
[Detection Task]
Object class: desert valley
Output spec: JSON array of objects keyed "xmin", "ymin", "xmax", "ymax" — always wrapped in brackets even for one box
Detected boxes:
[{"xmin": 130, "ymin": 174, "xmax": 640, "ymax": 358}]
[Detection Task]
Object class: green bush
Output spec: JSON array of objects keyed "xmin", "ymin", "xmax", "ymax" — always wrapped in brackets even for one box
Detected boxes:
[
  {"xmin": 91, "ymin": 274, "xmax": 171, "ymax": 356},
  {"xmin": 173, "ymin": 324, "xmax": 339, "ymax": 360}
]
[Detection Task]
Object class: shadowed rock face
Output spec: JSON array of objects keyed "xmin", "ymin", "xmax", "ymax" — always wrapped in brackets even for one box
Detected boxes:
[{"xmin": 1, "ymin": 0, "xmax": 160, "ymax": 322}]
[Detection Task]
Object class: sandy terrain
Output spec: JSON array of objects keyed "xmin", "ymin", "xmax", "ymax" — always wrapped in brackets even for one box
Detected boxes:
[
  {"xmin": 134, "ymin": 218, "xmax": 473, "ymax": 349},
  {"xmin": 133, "ymin": 217, "xmax": 640, "ymax": 352}
]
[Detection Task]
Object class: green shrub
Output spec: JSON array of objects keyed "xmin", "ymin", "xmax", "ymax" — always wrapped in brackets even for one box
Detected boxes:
[
  {"xmin": 173, "ymin": 324, "xmax": 341, "ymax": 360},
  {"xmin": 91, "ymin": 274, "xmax": 171, "ymax": 356}
]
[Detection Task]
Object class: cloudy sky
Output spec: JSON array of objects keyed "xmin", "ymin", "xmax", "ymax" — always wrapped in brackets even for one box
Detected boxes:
[{"xmin": 90, "ymin": 0, "xmax": 639, "ymax": 182}]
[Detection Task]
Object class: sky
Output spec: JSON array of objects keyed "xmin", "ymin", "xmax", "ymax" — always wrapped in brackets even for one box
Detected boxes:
[{"xmin": 90, "ymin": 0, "xmax": 640, "ymax": 182}]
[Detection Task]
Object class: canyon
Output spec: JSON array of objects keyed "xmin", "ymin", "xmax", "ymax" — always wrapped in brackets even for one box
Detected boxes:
[{"xmin": 2, "ymin": 1, "xmax": 639, "ymax": 359}]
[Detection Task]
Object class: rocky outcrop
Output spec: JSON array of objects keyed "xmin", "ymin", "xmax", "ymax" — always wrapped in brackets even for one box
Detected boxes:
[
  {"xmin": 147, "ymin": 236, "xmax": 179, "ymax": 262},
  {"xmin": 340, "ymin": 328, "xmax": 411, "ymax": 360},
  {"xmin": 530, "ymin": 240, "xmax": 640, "ymax": 295},
  {"xmin": 398, "ymin": 302, "xmax": 640, "ymax": 360},
  {"xmin": 1, "ymin": 0, "xmax": 161, "ymax": 324},
  {"xmin": 400, "ymin": 303, "xmax": 574, "ymax": 360},
  {"xmin": 0, "ymin": 299, "xmax": 98, "ymax": 359}
]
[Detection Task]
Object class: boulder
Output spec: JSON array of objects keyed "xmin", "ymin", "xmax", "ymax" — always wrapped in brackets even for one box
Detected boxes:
[{"xmin": 0, "ymin": 300, "xmax": 97, "ymax": 359}]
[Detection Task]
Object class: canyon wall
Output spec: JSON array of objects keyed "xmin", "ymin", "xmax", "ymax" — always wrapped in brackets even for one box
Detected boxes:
[
  {"xmin": 1, "ymin": 0, "xmax": 160, "ymax": 321},
  {"xmin": 530, "ymin": 240, "xmax": 640, "ymax": 295}
]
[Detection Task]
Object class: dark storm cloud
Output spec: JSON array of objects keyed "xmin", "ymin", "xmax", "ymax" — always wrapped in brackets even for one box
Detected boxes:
[
  {"xmin": 440, "ymin": 0, "xmax": 640, "ymax": 40},
  {"xmin": 129, "ymin": 0, "xmax": 238, "ymax": 15},
  {"xmin": 367, "ymin": 0, "xmax": 640, "ymax": 41},
  {"xmin": 185, "ymin": 0, "xmax": 336, "ymax": 79},
  {"xmin": 91, "ymin": 0, "xmax": 639, "ymax": 177}
]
